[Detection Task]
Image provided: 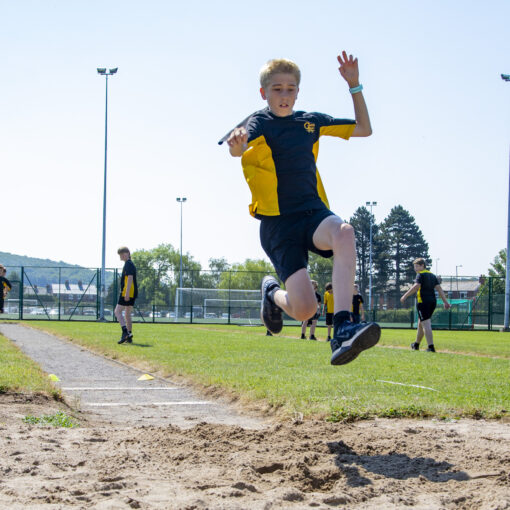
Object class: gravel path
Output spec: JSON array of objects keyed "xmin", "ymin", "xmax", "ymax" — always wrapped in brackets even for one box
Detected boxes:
[{"xmin": 0, "ymin": 323, "xmax": 263, "ymax": 429}]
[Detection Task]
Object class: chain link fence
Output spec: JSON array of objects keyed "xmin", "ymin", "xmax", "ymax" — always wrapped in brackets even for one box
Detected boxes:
[{"xmin": 1, "ymin": 266, "xmax": 504, "ymax": 330}]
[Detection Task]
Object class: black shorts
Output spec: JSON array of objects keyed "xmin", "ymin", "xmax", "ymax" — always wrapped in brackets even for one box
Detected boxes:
[
  {"xmin": 0, "ymin": 296, "xmax": 4, "ymax": 313},
  {"xmin": 260, "ymin": 208, "xmax": 336, "ymax": 283},
  {"xmin": 325, "ymin": 312, "xmax": 334, "ymax": 326},
  {"xmin": 417, "ymin": 301, "xmax": 436, "ymax": 321},
  {"xmin": 118, "ymin": 296, "xmax": 136, "ymax": 307},
  {"xmin": 306, "ymin": 312, "xmax": 320, "ymax": 325}
]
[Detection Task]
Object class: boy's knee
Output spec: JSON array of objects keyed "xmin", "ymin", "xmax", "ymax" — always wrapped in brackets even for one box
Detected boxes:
[
  {"xmin": 332, "ymin": 222, "xmax": 355, "ymax": 245},
  {"xmin": 293, "ymin": 298, "xmax": 318, "ymax": 322}
]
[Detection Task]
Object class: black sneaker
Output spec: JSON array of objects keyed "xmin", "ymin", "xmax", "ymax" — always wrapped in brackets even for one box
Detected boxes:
[
  {"xmin": 330, "ymin": 321, "xmax": 381, "ymax": 365},
  {"xmin": 411, "ymin": 342, "xmax": 419, "ymax": 351},
  {"xmin": 126, "ymin": 332, "xmax": 133, "ymax": 344},
  {"xmin": 260, "ymin": 276, "xmax": 283, "ymax": 334},
  {"xmin": 266, "ymin": 330, "xmax": 273, "ymax": 336},
  {"xmin": 327, "ymin": 336, "xmax": 331, "ymax": 342},
  {"xmin": 309, "ymin": 335, "xmax": 317, "ymax": 341},
  {"xmin": 118, "ymin": 330, "xmax": 129, "ymax": 344},
  {"xmin": 300, "ymin": 334, "xmax": 306, "ymax": 340},
  {"xmin": 426, "ymin": 345, "xmax": 436, "ymax": 352}
]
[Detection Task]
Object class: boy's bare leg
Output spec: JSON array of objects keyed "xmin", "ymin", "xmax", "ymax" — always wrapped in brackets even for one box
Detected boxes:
[
  {"xmin": 415, "ymin": 320, "xmax": 425, "ymax": 344},
  {"xmin": 421, "ymin": 319, "xmax": 433, "ymax": 345},
  {"xmin": 310, "ymin": 320, "xmax": 317, "ymax": 337},
  {"xmin": 327, "ymin": 325, "xmax": 332, "ymax": 338},
  {"xmin": 125, "ymin": 306, "xmax": 133, "ymax": 333},
  {"xmin": 115, "ymin": 304, "xmax": 126, "ymax": 327},
  {"xmin": 312, "ymin": 216, "xmax": 355, "ymax": 312},
  {"xmin": 273, "ymin": 268, "xmax": 318, "ymax": 322},
  {"xmin": 301, "ymin": 321, "xmax": 307, "ymax": 336}
]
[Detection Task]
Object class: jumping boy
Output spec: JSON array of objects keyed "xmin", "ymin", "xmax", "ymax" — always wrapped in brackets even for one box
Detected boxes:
[
  {"xmin": 115, "ymin": 247, "xmax": 138, "ymax": 344},
  {"xmin": 322, "ymin": 282, "xmax": 334, "ymax": 341},
  {"xmin": 300, "ymin": 280, "xmax": 321, "ymax": 340},
  {"xmin": 221, "ymin": 51, "xmax": 380, "ymax": 365},
  {"xmin": 400, "ymin": 258, "xmax": 450, "ymax": 352}
]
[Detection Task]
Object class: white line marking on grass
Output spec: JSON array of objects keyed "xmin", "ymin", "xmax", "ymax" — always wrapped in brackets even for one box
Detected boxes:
[
  {"xmin": 377, "ymin": 380, "xmax": 438, "ymax": 392},
  {"xmin": 82, "ymin": 402, "xmax": 211, "ymax": 407},
  {"xmin": 62, "ymin": 387, "xmax": 178, "ymax": 391}
]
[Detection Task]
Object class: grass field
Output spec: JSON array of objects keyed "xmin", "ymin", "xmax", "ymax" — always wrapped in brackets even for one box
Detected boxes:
[
  {"xmin": 14, "ymin": 321, "xmax": 508, "ymax": 422},
  {"xmin": 0, "ymin": 333, "xmax": 60, "ymax": 398}
]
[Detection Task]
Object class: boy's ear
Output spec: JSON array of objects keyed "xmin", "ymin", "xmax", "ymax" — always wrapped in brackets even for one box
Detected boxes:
[{"xmin": 260, "ymin": 87, "xmax": 267, "ymax": 100}]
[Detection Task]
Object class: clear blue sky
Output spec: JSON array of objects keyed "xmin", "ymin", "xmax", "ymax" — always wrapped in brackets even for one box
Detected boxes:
[{"xmin": 1, "ymin": 0, "xmax": 509, "ymax": 277}]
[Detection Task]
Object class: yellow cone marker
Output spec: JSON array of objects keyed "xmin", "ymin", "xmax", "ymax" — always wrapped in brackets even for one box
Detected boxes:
[
  {"xmin": 48, "ymin": 374, "xmax": 60, "ymax": 382},
  {"xmin": 138, "ymin": 374, "xmax": 154, "ymax": 381}
]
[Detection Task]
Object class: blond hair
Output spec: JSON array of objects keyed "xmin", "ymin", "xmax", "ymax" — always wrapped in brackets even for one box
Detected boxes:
[
  {"xmin": 117, "ymin": 246, "xmax": 130, "ymax": 255},
  {"xmin": 259, "ymin": 59, "xmax": 301, "ymax": 89}
]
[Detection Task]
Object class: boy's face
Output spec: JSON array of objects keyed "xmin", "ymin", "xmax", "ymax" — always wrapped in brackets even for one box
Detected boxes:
[
  {"xmin": 260, "ymin": 73, "xmax": 299, "ymax": 117},
  {"xmin": 353, "ymin": 285, "xmax": 359, "ymax": 294},
  {"xmin": 414, "ymin": 263, "xmax": 425, "ymax": 273},
  {"xmin": 119, "ymin": 252, "xmax": 130, "ymax": 262}
]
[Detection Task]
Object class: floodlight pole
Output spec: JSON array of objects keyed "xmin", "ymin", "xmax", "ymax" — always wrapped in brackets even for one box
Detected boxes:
[
  {"xmin": 455, "ymin": 265, "xmax": 462, "ymax": 297},
  {"xmin": 435, "ymin": 258, "xmax": 440, "ymax": 275},
  {"xmin": 176, "ymin": 197, "xmax": 187, "ymax": 290},
  {"xmin": 97, "ymin": 67, "xmax": 118, "ymax": 321},
  {"xmin": 502, "ymin": 73, "xmax": 510, "ymax": 330},
  {"xmin": 366, "ymin": 201, "xmax": 377, "ymax": 312}
]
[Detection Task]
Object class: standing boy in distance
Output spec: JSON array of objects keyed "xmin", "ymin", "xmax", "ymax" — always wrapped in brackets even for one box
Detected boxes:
[
  {"xmin": 115, "ymin": 247, "xmax": 138, "ymax": 344},
  {"xmin": 400, "ymin": 257, "xmax": 450, "ymax": 352},
  {"xmin": 322, "ymin": 282, "xmax": 334, "ymax": 341},
  {"xmin": 351, "ymin": 284, "xmax": 365, "ymax": 323},
  {"xmin": 221, "ymin": 51, "xmax": 380, "ymax": 365}
]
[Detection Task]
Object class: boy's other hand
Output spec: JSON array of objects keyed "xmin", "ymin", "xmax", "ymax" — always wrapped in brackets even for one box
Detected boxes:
[{"xmin": 337, "ymin": 51, "xmax": 360, "ymax": 88}]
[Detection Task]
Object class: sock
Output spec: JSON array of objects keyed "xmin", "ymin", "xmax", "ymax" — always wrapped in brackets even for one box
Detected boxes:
[
  {"xmin": 122, "ymin": 326, "xmax": 128, "ymax": 334},
  {"xmin": 267, "ymin": 284, "xmax": 279, "ymax": 304},
  {"xmin": 333, "ymin": 311, "xmax": 351, "ymax": 329}
]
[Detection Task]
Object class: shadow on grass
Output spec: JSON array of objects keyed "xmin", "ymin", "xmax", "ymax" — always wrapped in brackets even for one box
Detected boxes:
[{"xmin": 327, "ymin": 440, "xmax": 469, "ymax": 487}]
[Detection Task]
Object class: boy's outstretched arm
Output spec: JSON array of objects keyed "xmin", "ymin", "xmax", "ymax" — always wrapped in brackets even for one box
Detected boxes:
[
  {"xmin": 227, "ymin": 127, "xmax": 248, "ymax": 157},
  {"xmin": 337, "ymin": 51, "xmax": 372, "ymax": 137}
]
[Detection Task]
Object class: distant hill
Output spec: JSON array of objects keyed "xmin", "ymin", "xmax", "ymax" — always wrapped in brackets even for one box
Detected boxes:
[{"xmin": 0, "ymin": 252, "xmax": 113, "ymax": 286}]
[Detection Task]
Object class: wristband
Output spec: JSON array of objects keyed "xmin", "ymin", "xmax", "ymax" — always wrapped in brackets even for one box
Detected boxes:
[{"xmin": 349, "ymin": 84, "xmax": 363, "ymax": 94}]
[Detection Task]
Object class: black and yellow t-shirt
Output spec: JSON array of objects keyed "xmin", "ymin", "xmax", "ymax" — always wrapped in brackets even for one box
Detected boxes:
[
  {"xmin": 324, "ymin": 290, "xmax": 334, "ymax": 313},
  {"xmin": 219, "ymin": 108, "xmax": 356, "ymax": 217},
  {"xmin": 352, "ymin": 294, "xmax": 364, "ymax": 314},
  {"xmin": 1, "ymin": 276, "xmax": 12, "ymax": 292},
  {"xmin": 120, "ymin": 259, "xmax": 138, "ymax": 299},
  {"xmin": 415, "ymin": 270, "xmax": 438, "ymax": 304}
]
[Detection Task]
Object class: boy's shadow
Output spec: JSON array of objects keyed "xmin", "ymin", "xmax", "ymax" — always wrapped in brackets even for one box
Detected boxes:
[
  {"xmin": 129, "ymin": 343, "xmax": 152, "ymax": 348},
  {"xmin": 327, "ymin": 440, "xmax": 470, "ymax": 487}
]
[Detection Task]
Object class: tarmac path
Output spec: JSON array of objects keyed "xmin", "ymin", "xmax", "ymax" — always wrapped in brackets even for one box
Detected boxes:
[{"xmin": 0, "ymin": 323, "xmax": 263, "ymax": 429}]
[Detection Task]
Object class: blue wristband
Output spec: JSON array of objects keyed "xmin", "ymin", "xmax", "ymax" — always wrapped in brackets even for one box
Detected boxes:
[{"xmin": 349, "ymin": 84, "xmax": 363, "ymax": 94}]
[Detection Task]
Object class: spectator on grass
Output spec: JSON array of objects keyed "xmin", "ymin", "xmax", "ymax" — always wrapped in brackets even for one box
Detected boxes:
[
  {"xmin": 221, "ymin": 52, "xmax": 380, "ymax": 365},
  {"xmin": 300, "ymin": 280, "xmax": 321, "ymax": 340},
  {"xmin": 400, "ymin": 258, "xmax": 450, "ymax": 353},
  {"xmin": 115, "ymin": 247, "xmax": 138, "ymax": 345},
  {"xmin": 351, "ymin": 284, "xmax": 365, "ymax": 323},
  {"xmin": 0, "ymin": 266, "xmax": 12, "ymax": 314},
  {"xmin": 321, "ymin": 282, "xmax": 334, "ymax": 341}
]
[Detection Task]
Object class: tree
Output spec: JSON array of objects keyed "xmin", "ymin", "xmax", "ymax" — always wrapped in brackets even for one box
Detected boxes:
[
  {"xmin": 488, "ymin": 248, "xmax": 506, "ymax": 294},
  {"xmin": 380, "ymin": 205, "xmax": 431, "ymax": 303},
  {"xmin": 218, "ymin": 259, "xmax": 274, "ymax": 290}
]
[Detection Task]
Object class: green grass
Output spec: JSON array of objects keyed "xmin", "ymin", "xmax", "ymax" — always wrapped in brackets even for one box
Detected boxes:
[
  {"xmin": 25, "ymin": 321, "xmax": 510, "ymax": 421},
  {"xmin": 23, "ymin": 411, "xmax": 78, "ymax": 428},
  {"xmin": 0, "ymin": 333, "xmax": 60, "ymax": 398}
]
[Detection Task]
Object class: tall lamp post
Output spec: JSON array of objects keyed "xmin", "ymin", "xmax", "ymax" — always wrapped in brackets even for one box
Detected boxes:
[
  {"xmin": 501, "ymin": 73, "xmax": 510, "ymax": 330},
  {"xmin": 97, "ymin": 67, "xmax": 118, "ymax": 321},
  {"xmin": 176, "ymin": 197, "xmax": 187, "ymax": 290},
  {"xmin": 366, "ymin": 201, "xmax": 377, "ymax": 312},
  {"xmin": 435, "ymin": 258, "xmax": 440, "ymax": 275},
  {"xmin": 455, "ymin": 264, "xmax": 462, "ymax": 297}
]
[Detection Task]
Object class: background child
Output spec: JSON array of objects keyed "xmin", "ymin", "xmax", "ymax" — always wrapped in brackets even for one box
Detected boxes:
[
  {"xmin": 300, "ymin": 280, "xmax": 321, "ymax": 340},
  {"xmin": 400, "ymin": 257, "xmax": 450, "ymax": 352},
  {"xmin": 0, "ymin": 265, "xmax": 12, "ymax": 314},
  {"xmin": 351, "ymin": 284, "xmax": 365, "ymax": 323},
  {"xmin": 322, "ymin": 282, "xmax": 334, "ymax": 341},
  {"xmin": 115, "ymin": 247, "xmax": 138, "ymax": 344}
]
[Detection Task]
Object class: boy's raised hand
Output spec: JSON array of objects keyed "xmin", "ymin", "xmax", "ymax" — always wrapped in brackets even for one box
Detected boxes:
[{"xmin": 337, "ymin": 51, "xmax": 360, "ymax": 88}]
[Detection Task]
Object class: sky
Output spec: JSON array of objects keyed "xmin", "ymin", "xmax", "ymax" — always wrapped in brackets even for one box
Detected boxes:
[{"xmin": 1, "ymin": 0, "xmax": 510, "ymax": 278}]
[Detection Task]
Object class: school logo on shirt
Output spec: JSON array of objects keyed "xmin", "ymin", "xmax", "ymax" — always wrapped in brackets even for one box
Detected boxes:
[{"xmin": 304, "ymin": 122, "xmax": 315, "ymax": 133}]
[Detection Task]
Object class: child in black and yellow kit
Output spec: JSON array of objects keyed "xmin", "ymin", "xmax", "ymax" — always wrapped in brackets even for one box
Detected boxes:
[{"xmin": 221, "ymin": 51, "xmax": 380, "ymax": 365}]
